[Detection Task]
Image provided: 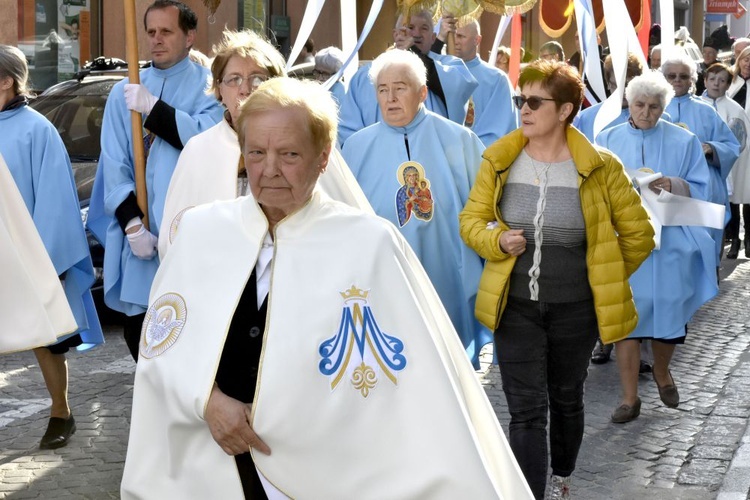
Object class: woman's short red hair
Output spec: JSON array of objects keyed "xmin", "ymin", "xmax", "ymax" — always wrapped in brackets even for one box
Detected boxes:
[{"xmin": 518, "ymin": 60, "xmax": 584, "ymax": 124}]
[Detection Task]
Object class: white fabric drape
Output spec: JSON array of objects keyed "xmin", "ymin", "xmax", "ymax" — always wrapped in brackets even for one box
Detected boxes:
[{"xmin": 593, "ymin": 0, "xmax": 647, "ymax": 139}]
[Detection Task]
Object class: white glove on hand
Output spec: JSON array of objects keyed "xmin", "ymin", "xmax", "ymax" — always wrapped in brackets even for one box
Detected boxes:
[
  {"xmin": 124, "ymin": 84, "xmax": 158, "ymax": 114},
  {"xmin": 126, "ymin": 224, "xmax": 158, "ymax": 260}
]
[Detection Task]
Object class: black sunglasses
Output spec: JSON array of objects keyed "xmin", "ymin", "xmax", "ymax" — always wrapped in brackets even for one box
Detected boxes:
[{"xmin": 513, "ymin": 95, "xmax": 557, "ymax": 110}]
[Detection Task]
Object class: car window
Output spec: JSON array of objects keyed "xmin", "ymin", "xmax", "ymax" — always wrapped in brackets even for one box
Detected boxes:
[{"xmin": 35, "ymin": 95, "xmax": 104, "ymax": 160}]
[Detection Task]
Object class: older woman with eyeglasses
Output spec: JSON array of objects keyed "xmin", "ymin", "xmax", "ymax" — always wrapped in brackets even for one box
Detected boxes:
[
  {"xmin": 159, "ymin": 30, "xmax": 369, "ymax": 258},
  {"xmin": 460, "ymin": 60, "xmax": 654, "ymax": 500},
  {"xmin": 662, "ymin": 53, "xmax": 739, "ymax": 266},
  {"xmin": 597, "ymin": 70, "xmax": 719, "ymax": 424}
]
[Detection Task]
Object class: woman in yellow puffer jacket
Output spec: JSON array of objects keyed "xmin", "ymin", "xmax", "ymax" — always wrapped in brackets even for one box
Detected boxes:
[{"xmin": 459, "ymin": 60, "xmax": 654, "ymax": 500}]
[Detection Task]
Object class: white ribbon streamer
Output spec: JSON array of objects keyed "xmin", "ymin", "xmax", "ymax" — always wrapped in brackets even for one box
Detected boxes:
[
  {"xmin": 340, "ymin": 0, "xmax": 357, "ymax": 89},
  {"xmin": 286, "ymin": 0, "xmax": 327, "ymax": 71},
  {"xmin": 489, "ymin": 15, "xmax": 511, "ymax": 67},
  {"xmin": 323, "ymin": 0, "xmax": 384, "ymax": 91},
  {"xmin": 659, "ymin": 0, "xmax": 675, "ymax": 58},
  {"xmin": 593, "ymin": 0, "xmax": 647, "ymax": 140},
  {"xmin": 629, "ymin": 169, "xmax": 726, "ymax": 249}
]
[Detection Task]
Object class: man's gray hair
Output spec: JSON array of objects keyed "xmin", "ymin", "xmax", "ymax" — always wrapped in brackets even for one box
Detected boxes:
[
  {"xmin": 625, "ymin": 70, "xmax": 675, "ymax": 109},
  {"xmin": 369, "ymin": 49, "xmax": 427, "ymax": 87},
  {"xmin": 732, "ymin": 37, "xmax": 750, "ymax": 50}
]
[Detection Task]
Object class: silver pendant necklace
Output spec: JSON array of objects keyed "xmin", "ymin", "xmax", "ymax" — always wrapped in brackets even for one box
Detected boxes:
[{"xmin": 530, "ymin": 158, "xmax": 551, "ymax": 185}]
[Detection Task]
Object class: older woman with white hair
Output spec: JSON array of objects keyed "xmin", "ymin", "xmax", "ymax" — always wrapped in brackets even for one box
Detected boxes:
[
  {"xmin": 123, "ymin": 76, "xmax": 532, "ymax": 500},
  {"xmin": 342, "ymin": 49, "xmax": 489, "ymax": 369},
  {"xmin": 314, "ymin": 46, "xmax": 346, "ymax": 106},
  {"xmin": 662, "ymin": 52, "xmax": 739, "ymax": 264},
  {"xmin": 597, "ymin": 71, "xmax": 718, "ymax": 423}
]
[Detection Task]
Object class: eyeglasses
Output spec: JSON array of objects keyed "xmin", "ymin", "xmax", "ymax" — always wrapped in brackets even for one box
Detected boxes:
[
  {"xmin": 513, "ymin": 95, "xmax": 557, "ymax": 111},
  {"xmin": 221, "ymin": 74, "xmax": 269, "ymax": 90},
  {"xmin": 312, "ymin": 69, "xmax": 333, "ymax": 81},
  {"xmin": 665, "ymin": 73, "xmax": 691, "ymax": 81}
]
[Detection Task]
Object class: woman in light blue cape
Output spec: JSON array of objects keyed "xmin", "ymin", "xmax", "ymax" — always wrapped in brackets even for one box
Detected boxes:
[
  {"xmin": 597, "ymin": 71, "xmax": 718, "ymax": 424},
  {"xmin": 0, "ymin": 44, "xmax": 103, "ymax": 449}
]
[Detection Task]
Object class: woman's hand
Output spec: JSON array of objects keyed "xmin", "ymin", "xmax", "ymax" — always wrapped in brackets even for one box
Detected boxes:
[
  {"xmin": 205, "ymin": 384, "xmax": 271, "ymax": 456},
  {"xmin": 648, "ymin": 177, "xmax": 672, "ymax": 194},
  {"xmin": 499, "ymin": 229, "xmax": 527, "ymax": 256}
]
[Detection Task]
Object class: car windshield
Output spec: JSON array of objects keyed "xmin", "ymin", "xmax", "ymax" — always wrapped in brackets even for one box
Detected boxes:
[{"xmin": 32, "ymin": 94, "xmax": 105, "ymax": 161}]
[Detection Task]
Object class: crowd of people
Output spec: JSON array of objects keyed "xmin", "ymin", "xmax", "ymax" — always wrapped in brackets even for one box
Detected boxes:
[{"xmin": 2, "ymin": 1, "xmax": 749, "ymax": 498}]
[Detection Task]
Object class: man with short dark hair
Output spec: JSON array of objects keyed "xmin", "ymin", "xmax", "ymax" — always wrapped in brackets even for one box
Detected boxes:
[{"xmin": 88, "ymin": 0, "xmax": 223, "ymax": 361}]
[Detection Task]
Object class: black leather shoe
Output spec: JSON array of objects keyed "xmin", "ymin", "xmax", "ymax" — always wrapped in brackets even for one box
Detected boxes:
[
  {"xmin": 591, "ymin": 340, "xmax": 613, "ymax": 364},
  {"xmin": 727, "ymin": 239, "xmax": 740, "ymax": 259},
  {"xmin": 611, "ymin": 398, "xmax": 641, "ymax": 423},
  {"xmin": 639, "ymin": 360, "xmax": 652, "ymax": 374},
  {"xmin": 654, "ymin": 371, "xmax": 679, "ymax": 408},
  {"xmin": 39, "ymin": 415, "xmax": 76, "ymax": 449}
]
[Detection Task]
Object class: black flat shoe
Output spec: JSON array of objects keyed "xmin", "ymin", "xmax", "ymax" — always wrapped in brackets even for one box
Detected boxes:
[
  {"xmin": 39, "ymin": 415, "xmax": 76, "ymax": 449},
  {"xmin": 591, "ymin": 340, "xmax": 613, "ymax": 364},
  {"xmin": 654, "ymin": 371, "xmax": 679, "ymax": 408},
  {"xmin": 611, "ymin": 398, "xmax": 641, "ymax": 424}
]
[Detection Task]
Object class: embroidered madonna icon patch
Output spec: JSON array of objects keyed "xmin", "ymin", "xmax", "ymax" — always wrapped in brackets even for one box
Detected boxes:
[
  {"xmin": 318, "ymin": 286, "xmax": 407, "ymax": 398},
  {"xmin": 395, "ymin": 161, "xmax": 434, "ymax": 227},
  {"xmin": 140, "ymin": 293, "xmax": 187, "ymax": 359}
]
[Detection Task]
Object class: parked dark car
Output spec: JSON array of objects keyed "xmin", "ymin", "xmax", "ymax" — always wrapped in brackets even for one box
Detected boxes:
[{"xmin": 29, "ymin": 57, "xmax": 127, "ymax": 294}]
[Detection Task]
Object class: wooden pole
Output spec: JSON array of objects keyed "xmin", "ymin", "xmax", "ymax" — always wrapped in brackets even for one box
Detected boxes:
[
  {"xmin": 447, "ymin": 31, "xmax": 455, "ymax": 55},
  {"xmin": 124, "ymin": 0, "xmax": 149, "ymax": 231}
]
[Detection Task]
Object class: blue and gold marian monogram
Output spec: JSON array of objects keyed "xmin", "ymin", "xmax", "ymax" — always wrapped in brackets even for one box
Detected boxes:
[
  {"xmin": 140, "ymin": 293, "xmax": 187, "ymax": 359},
  {"xmin": 318, "ymin": 286, "xmax": 407, "ymax": 398}
]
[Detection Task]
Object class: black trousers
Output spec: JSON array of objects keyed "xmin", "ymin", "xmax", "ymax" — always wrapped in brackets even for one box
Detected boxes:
[
  {"xmin": 495, "ymin": 296, "xmax": 599, "ymax": 500},
  {"xmin": 726, "ymin": 203, "xmax": 750, "ymax": 240},
  {"xmin": 123, "ymin": 313, "xmax": 145, "ymax": 362}
]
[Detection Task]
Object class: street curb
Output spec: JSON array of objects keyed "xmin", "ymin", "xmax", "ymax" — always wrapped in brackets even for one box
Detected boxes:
[{"xmin": 716, "ymin": 351, "xmax": 750, "ymax": 500}]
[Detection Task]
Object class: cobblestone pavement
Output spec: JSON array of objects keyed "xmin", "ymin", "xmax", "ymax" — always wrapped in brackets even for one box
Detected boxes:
[{"xmin": 2, "ymin": 260, "xmax": 750, "ymax": 499}]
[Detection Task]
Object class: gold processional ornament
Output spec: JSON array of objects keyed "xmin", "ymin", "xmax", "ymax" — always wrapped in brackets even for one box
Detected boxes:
[
  {"xmin": 397, "ymin": 0, "xmax": 441, "ymax": 23},
  {"xmin": 201, "ymin": 0, "xmax": 221, "ymax": 23},
  {"xmin": 431, "ymin": 0, "xmax": 537, "ymax": 34}
]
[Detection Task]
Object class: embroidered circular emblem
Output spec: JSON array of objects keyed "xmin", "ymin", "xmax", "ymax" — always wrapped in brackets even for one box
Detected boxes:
[
  {"xmin": 169, "ymin": 206, "xmax": 194, "ymax": 243},
  {"xmin": 140, "ymin": 293, "xmax": 187, "ymax": 359}
]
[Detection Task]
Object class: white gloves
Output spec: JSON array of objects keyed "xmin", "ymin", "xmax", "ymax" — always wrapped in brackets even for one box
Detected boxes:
[
  {"xmin": 124, "ymin": 84, "xmax": 158, "ymax": 114},
  {"xmin": 126, "ymin": 218, "xmax": 158, "ymax": 260}
]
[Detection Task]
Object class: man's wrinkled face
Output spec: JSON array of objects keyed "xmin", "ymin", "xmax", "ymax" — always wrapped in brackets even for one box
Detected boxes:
[
  {"xmin": 407, "ymin": 15, "xmax": 435, "ymax": 55},
  {"xmin": 376, "ymin": 65, "xmax": 427, "ymax": 127}
]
